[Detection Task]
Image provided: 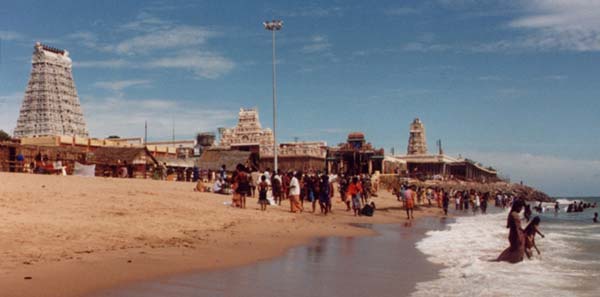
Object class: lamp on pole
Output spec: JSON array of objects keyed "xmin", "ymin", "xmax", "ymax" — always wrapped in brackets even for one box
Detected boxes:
[{"xmin": 263, "ymin": 19, "xmax": 283, "ymax": 173}]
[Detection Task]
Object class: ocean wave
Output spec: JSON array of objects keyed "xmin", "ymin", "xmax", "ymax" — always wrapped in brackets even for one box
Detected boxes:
[{"xmin": 413, "ymin": 210, "xmax": 600, "ymax": 297}]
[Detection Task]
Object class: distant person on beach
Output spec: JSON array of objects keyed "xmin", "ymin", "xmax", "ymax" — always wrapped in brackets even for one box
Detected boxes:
[
  {"xmin": 271, "ymin": 171, "xmax": 282, "ymax": 205},
  {"xmin": 442, "ymin": 190, "xmax": 449, "ymax": 216},
  {"xmin": 481, "ymin": 192, "xmax": 489, "ymax": 214},
  {"xmin": 594, "ymin": 212, "xmax": 598, "ymax": 223},
  {"xmin": 405, "ymin": 185, "xmax": 416, "ymax": 220},
  {"xmin": 234, "ymin": 164, "xmax": 250, "ymax": 209},
  {"xmin": 289, "ymin": 172, "xmax": 303, "ymax": 213},
  {"xmin": 319, "ymin": 174, "xmax": 333, "ymax": 215},
  {"xmin": 555, "ymin": 201, "xmax": 560, "ymax": 213},
  {"xmin": 524, "ymin": 204, "xmax": 532, "ymax": 222},
  {"xmin": 524, "ymin": 216, "xmax": 545, "ymax": 259},
  {"xmin": 258, "ymin": 175, "xmax": 269, "ymax": 211},
  {"xmin": 455, "ymin": 191, "xmax": 461, "ymax": 210},
  {"xmin": 497, "ymin": 199, "xmax": 525, "ymax": 263}
]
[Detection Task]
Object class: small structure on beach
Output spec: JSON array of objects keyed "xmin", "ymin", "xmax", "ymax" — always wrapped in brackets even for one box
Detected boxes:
[
  {"xmin": 198, "ymin": 148, "xmax": 254, "ymax": 172},
  {"xmin": 326, "ymin": 132, "xmax": 385, "ymax": 175},
  {"xmin": 14, "ymin": 42, "xmax": 88, "ymax": 138},
  {"xmin": 89, "ymin": 147, "xmax": 158, "ymax": 178}
]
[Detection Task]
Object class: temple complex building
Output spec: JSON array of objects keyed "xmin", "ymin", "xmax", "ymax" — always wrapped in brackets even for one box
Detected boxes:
[
  {"xmin": 14, "ymin": 42, "xmax": 88, "ymax": 138},
  {"xmin": 326, "ymin": 132, "xmax": 384, "ymax": 175},
  {"xmin": 394, "ymin": 119, "xmax": 498, "ymax": 182},
  {"xmin": 218, "ymin": 108, "xmax": 327, "ymax": 171},
  {"xmin": 260, "ymin": 141, "xmax": 327, "ymax": 172},
  {"xmin": 407, "ymin": 118, "xmax": 427, "ymax": 155}
]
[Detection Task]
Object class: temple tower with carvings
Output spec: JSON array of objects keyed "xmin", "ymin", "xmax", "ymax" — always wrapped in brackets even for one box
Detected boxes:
[
  {"xmin": 14, "ymin": 42, "xmax": 88, "ymax": 138},
  {"xmin": 407, "ymin": 118, "xmax": 427, "ymax": 155}
]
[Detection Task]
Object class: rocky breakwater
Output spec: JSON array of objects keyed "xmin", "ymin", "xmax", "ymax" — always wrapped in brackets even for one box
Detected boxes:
[{"xmin": 379, "ymin": 176, "xmax": 553, "ymax": 202}]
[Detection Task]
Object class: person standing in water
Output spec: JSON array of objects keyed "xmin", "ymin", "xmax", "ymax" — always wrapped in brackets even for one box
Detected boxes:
[
  {"xmin": 405, "ymin": 185, "xmax": 416, "ymax": 220},
  {"xmin": 524, "ymin": 216, "xmax": 545, "ymax": 259},
  {"xmin": 497, "ymin": 200, "xmax": 526, "ymax": 263},
  {"xmin": 594, "ymin": 212, "xmax": 598, "ymax": 223},
  {"xmin": 442, "ymin": 189, "xmax": 450, "ymax": 216}
]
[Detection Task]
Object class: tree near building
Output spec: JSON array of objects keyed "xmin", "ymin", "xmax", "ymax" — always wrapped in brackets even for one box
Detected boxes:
[{"xmin": 0, "ymin": 130, "xmax": 11, "ymax": 141}]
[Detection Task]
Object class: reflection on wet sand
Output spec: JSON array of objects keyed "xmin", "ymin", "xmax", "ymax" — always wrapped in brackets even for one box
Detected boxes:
[{"xmin": 93, "ymin": 218, "xmax": 447, "ymax": 297}]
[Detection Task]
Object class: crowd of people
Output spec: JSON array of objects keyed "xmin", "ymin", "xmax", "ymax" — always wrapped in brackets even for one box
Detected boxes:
[{"xmin": 211, "ymin": 164, "xmax": 377, "ymax": 217}]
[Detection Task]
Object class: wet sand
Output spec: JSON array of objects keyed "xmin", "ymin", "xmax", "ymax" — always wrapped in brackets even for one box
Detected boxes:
[
  {"xmin": 91, "ymin": 219, "xmax": 447, "ymax": 297},
  {"xmin": 0, "ymin": 172, "xmax": 447, "ymax": 297}
]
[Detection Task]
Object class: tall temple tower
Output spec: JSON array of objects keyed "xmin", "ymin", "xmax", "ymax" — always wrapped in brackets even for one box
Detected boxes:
[
  {"xmin": 13, "ymin": 42, "xmax": 88, "ymax": 138},
  {"xmin": 407, "ymin": 118, "xmax": 427, "ymax": 155}
]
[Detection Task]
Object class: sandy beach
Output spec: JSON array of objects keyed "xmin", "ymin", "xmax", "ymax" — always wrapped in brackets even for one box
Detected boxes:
[{"xmin": 0, "ymin": 172, "xmax": 443, "ymax": 297}]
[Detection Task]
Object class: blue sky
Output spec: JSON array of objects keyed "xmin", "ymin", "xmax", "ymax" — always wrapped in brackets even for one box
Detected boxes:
[{"xmin": 1, "ymin": 0, "xmax": 599, "ymax": 196}]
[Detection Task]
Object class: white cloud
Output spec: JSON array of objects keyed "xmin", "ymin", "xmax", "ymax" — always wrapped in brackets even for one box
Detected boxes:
[
  {"xmin": 508, "ymin": 0, "xmax": 600, "ymax": 51},
  {"xmin": 146, "ymin": 51, "xmax": 235, "ymax": 79},
  {"xmin": 464, "ymin": 151, "xmax": 600, "ymax": 196},
  {"xmin": 0, "ymin": 92, "xmax": 23, "ymax": 134},
  {"xmin": 67, "ymin": 31, "xmax": 100, "ymax": 49},
  {"xmin": 275, "ymin": 6, "xmax": 343, "ymax": 17},
  {"xmin": 301, "ymin": 35, "xmax": 332, "ymax": 53},
  {"xmin": 115, "ymin": 25, "xmax": 218, "ymax": 54},
  {"xmin": 76, "ymin": 51, "xmax": 235, "ymax": 79},
  {"xmin": 81, "ymin": 95, "xmax": 235, "ymax": 138},
  {"xmin": 94, "ymin": 79, "xmax": 151, "ymax": 92},
  {"xmin": 118, "ymin": 12, "xmax": 171, "ymax": 32},
  {"xmin": 0, "ymin": 30, "xmax": 23, "ymax": 41},
  {"xmin": 75, "ymin": 59, "xmax": 131, "ymax": 68}
]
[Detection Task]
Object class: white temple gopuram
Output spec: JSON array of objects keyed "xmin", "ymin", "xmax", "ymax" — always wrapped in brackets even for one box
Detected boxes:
[
  {"xmin": 13, "ymin": 42, "xmax": 88, "ymax": 138},
  {"xmin": 219, "ymin": 108, "xmax": 274, "ymax": 155}
]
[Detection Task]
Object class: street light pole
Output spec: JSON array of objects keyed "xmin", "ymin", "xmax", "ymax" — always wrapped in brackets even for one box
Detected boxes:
[{"xmin": 263, "ymin": 20, "xmax": 283, "ymax": 173}]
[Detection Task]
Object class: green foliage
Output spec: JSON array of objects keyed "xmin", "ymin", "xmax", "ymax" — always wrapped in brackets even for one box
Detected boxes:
[
  {"xmin": 107, "ymin": 135, "xmax": 120, "ymax": 139},
  {"xmin": 0, "ymin": 130, "xmax": 11, "ymax": 141}
]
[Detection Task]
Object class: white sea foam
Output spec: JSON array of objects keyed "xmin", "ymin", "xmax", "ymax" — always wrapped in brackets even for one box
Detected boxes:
[{"xmin": 413, "ymin": 211, "xmax": 600, "ymax": 297}]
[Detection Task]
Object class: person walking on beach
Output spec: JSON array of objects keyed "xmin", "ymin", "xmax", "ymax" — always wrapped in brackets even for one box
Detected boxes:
[
  {"xmin": 272, "ymin": 171, "xmax": 282, "ymax": 205},
  {"xmin": 234, "ymin": 164, "xmax": 251, "ymax": 209},
  {"xmin": 405, "ymin": 185, "xmax": 416, "ymax": 219},
  {"xmin": 348, "ymin": 177, "xmax": 362, "ymax": 216},
  {"xmin": 497, "ymin": 200, "xmax": 525, "ymax": 263},
  {"xmin": 289, "ymin": 172, "xmax": 303, "ymax": 213},
  {"xmin": 319, "ymin": 174, "xmax": 333, "ymax": 215},
  {"xmin": 258, "ymin": 175, "xmax": 269, "ymax": 211}
]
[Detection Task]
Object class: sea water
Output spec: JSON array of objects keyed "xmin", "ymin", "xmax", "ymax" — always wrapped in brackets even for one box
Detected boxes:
[{"xmin": 413, "ymin": 198, "xmax": 600, "ymax": 297}]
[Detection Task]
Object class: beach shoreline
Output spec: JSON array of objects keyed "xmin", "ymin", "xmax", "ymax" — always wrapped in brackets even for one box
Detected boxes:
[{"xmin": 0, "ymin": 172, "xmax": 447, "ymax": 297}]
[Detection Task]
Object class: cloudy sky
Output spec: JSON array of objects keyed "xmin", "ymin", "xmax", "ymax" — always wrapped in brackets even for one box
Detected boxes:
[{"xmin": 1, "ymin": 0, "xmax": 599, "ymax": 196}]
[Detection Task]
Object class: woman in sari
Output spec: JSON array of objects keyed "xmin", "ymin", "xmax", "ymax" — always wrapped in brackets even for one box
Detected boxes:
[{"xmin": 497, "ymin": 199, "xmax": 525, "ymax": 263}]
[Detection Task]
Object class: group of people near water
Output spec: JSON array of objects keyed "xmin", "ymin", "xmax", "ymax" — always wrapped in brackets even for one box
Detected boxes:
[
  {"xmin": 394, "ymin": 185, "xmax": 495, "ymax": 219},
  {"xmin": 221, "ymin": 164, "xmax": 377, "ymax": 217}
]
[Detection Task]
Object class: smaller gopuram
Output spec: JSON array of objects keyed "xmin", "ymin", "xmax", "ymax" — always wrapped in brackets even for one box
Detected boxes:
[
  {"xmin": 219, "ymin": 108, "xmax": 274, "ymax": 155},
  {"xmin": 326, "ymin": 132, "xmax": 384, "ymax": 175},
  {"xmin": 407, "ymin": 118, "xmax": 427, "ymax": 155}
]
